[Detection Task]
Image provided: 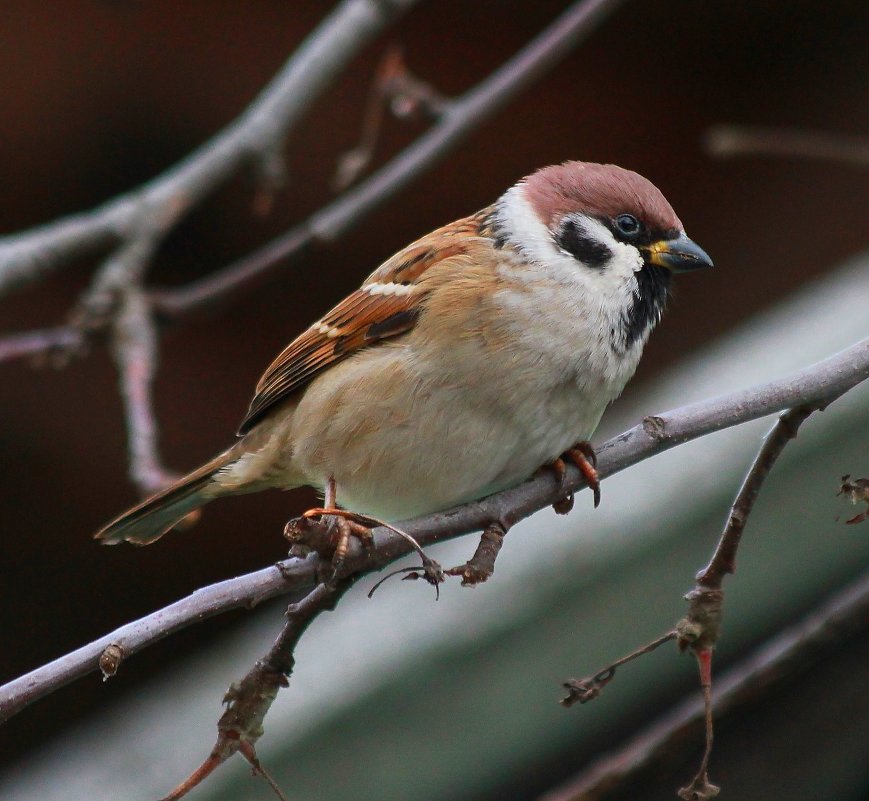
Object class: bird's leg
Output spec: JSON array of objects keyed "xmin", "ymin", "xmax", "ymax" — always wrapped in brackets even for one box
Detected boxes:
[
  {"xmin": 323, "ymin": 475, "xmax": 337, "ymax": 509},
  {"xmin": 544, "ymin": 441, "xmax": 601, "ymax": 512},
  {"xmin": 324, "ymin": 476, "xmax": 375, "ymax": 559},
  {"xmin": 328, "ymin": 512, "xmax": 375, "ymax": 581}
]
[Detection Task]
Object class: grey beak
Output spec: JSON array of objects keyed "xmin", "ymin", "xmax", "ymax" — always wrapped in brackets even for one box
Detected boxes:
[{"xmin": 643, "ymin": 232, "xmax": 714, "ymax": 273}]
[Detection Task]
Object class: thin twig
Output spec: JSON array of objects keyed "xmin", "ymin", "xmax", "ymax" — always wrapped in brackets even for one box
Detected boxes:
[
  {"xmin": 673, "ymin": 406, "xmax": 817, "ymax": 798},
  {"xmin": 333, "ymin": 45, "xmax": 450, "ymax": 191},
  {"xmin": 151, "ymin": 0, "xmax": 629, "ymax": 318},
  {"xmin": 561, "ymin": 631, "xmax": 678, "ymax": 707},
  {"xmin": 1, "ymin": 338, "xmax": 865, "ymax": 724},
  {"xmin": 704, "ymin": 125, "xmax": 869, "ymax": 167},
  {"xmin": 677, "ymin": 648, "xmax": 719, "ymax": 800},
  {"xmin": 237, "ymin": 742, "xmax": 291, "ymax": 801},
  {"xmin": 0, "ymin": 0, "xmax": 420, "ymax": 299},
  {"xmin": 539, "ymin": 570, "xmax": 869, "ymax": 801},
  {"xmin": 696, "ymin": 406, "xmax": 816, "ymax": 589},
  {"xmin": 0, "ymin": 326, "xmax": 84, "ymax": 365},
  {"xmin": 558, "ymin": 397, "xmax": 850, "ymax": 795}
]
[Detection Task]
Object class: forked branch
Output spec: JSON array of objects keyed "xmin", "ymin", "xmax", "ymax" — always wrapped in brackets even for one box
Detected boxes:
[
  {"xmin": 0, "ymin": 0, "xmax": 421, "ymax": 299},
  {"xmin": 560, "ymin": 393, "xmax": 848, "ymax": 801},
  {"xmin": 542, "ymin": 570, "xmax": 869, "ymax": 801},
  {"xmin": 1, "ymin": 337, "xmax": 865, "ymax": 726}
]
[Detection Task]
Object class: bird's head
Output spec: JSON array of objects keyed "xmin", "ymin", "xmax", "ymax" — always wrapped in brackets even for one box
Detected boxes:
[{"xmin": 494, "ymin": 160, "xmax": 713, "ymax": 349}]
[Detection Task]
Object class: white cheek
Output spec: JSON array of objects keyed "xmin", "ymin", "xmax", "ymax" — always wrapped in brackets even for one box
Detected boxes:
[
  {"xmin": 562, "ymin": 216, "xmax": 643, "ymax": 290},
  {"xmin": 610, "ymin": 240, "xmax": 644, "ymax": 277},
  {"xmin": 496, "ymin": 184, "xmax": 562, "ymax": 264},
  {"xmin": 493, "ymin": 184, "xmax": 647, "ymax": 376},
  {"xmin": 495, "ymin": 186, "xmax": 594, "ymax": 290},
  {"xmin": 496, "ymin": 187, "xmax": 642, "ymax": 288}
]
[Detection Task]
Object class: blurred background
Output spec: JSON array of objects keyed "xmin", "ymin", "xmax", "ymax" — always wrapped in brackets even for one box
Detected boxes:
[{"xmin": 0, "ymin": 1, "xmax": 867, "ymax": 799}]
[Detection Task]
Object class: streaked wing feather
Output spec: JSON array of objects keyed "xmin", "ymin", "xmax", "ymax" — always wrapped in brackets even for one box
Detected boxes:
[{"xmin": 237, "ymin": 209, "xmax": 493, "ymax": 434}]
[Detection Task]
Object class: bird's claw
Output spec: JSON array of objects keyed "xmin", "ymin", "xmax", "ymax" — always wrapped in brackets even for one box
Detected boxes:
[{"xmin": 544, "ymin": 441, "xmax": 600, "ymax": 511}]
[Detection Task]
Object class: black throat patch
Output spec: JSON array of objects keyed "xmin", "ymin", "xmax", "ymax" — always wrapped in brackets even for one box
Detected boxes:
[{"xmin": 621, "ymin": 264, "xmax": 672, "ymax": 349}]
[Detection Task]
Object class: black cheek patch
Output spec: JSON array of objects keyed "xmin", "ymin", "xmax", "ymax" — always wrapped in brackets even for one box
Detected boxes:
[{"xmin": 556, "ymin": 218, "xmax": 611, "ymax": 267}]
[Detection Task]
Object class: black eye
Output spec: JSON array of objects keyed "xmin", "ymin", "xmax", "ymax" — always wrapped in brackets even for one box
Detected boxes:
[{"xmin": 615, "ymin": 214, "xmax": 641, "ymax": 237}]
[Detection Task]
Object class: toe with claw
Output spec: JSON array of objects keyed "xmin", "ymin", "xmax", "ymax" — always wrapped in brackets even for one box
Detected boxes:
[{"xmin": 544, "ymin": 441, "xmax": 601, "ymax": 511}]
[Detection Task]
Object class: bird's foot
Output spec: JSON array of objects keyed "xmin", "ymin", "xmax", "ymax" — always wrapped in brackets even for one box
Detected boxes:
[
  {"xmin": 544, "ymin": 441, "xmax": 600, "ymax": 512},
  {"xmin": 286, "ymin": 508, "xmax": 445, "ymax": 597},
  {"xmin": 285, "ymin": 508, "xmax": 375, "ymax": 585}
]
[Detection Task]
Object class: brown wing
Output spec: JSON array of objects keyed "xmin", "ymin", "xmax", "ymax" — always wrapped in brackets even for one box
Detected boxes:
[{"xmin": 237, "ymin": 209, "xmax": 494, "ymax": 434}]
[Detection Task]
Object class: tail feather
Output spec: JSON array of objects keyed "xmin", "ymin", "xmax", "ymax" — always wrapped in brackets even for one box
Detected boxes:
[{"xmin": 95, "ymin": 451, "xmax": 234, "ymax": 545}]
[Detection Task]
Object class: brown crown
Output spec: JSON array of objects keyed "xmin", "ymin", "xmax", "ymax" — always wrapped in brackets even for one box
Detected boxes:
[{"xmin": 523, "ymin": 161, "xmax": 683, "ymax": 233}]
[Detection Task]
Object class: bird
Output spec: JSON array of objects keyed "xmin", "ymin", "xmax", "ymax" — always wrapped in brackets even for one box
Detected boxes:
[{"xmin": 95, "ymin": 160, "xmax": 712, "ymax": 550}]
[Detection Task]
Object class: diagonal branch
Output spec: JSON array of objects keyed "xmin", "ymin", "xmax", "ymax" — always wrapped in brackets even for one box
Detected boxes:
[
  {"xmin": 696, "ymin": 406, "xmax": 817, "ymax": 590},
  {"xmin": 673, "ymin": 405, "xmax": 817, "ymax": 799},
  {"xmin": 159, "ymin": 580, "xmax": 354, "ymax": 801},
  {"xmin": 560, "ymin": 401, "xmax": 839, "ymax": 798},
  {"xmin": 1, "ymin": 337, "xmax": 865, "ymax": 725},
  {"xmin": 0, "ymin": 0, "xmax": 420, "ymax": 299},
  {"xmin": 150, "ymin": 0, "xmax": 629, "ymax": 318}
]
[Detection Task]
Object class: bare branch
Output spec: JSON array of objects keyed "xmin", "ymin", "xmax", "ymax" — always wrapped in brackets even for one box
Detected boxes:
[
  {"xmin": 0, "ymin": 326, "xmax": 84, "ymax": 366},
  {"xmin": 564, "ymin": 405, "xmax": 824, "ymax": 796},
  {"xmin": 1, "ymin": 337, "xmax": 865, "ymax": 725},
  {"xmin": 0, "ymin": 0, "xmax": 420, "ymax": 298},
  {"xmin": 540, "ymin": 570, "xmax": 869, "ymax": 801},
  {"xmin": 111, "ymin": 285, "xmax": 176, "ymax": 495},
  {"xmin": 669, "ymin": 405, "xmax": 817, "ymax": 797},
  {"xmin": 704, "ymin": 125, "xmax": 869, "ymax": 167},
  {"xmin": 160, "ymin": 580, "xmax": 351, "ymax": 801},
  {"xmin": 150, "ymin": 0, "xmax": 629, "ymax": 318}
]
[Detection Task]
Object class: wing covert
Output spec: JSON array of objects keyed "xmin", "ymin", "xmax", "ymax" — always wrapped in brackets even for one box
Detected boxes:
[{"xmin": 237, "ymin": 209, "xmax": 493, "ymax": 435}]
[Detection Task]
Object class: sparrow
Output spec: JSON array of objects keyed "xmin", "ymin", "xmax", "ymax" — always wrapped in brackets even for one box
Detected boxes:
[{"xmin": 96, "ymin": 160, "xmax": 712, "ymax": 547}]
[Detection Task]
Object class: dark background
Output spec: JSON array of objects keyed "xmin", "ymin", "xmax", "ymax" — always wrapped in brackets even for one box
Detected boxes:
[{"xmin": 1, "ymin": 0, "xmax": 866, "ymax": 795}]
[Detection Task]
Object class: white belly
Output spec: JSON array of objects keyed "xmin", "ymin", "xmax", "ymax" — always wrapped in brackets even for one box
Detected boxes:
[{"xmin": 286, "ymin": 338, "xmax": 626, "ymax": 521}]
